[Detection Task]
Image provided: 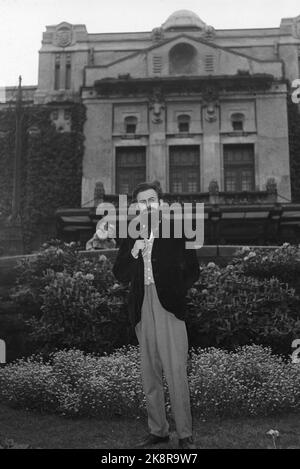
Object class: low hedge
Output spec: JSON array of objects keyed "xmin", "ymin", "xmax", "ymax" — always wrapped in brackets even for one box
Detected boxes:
[{"xmin": 0, "ymin": 345, "xmax": 299, "ymax": 419}]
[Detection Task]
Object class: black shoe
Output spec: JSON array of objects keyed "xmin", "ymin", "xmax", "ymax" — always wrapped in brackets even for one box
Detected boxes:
[
  {"xmin": 178, "ymin": 437, "xmax": 196, "ymax": 449},
  {"xmin": 135, "ymin": 433, "xmax": 170, "ymax": 448}
]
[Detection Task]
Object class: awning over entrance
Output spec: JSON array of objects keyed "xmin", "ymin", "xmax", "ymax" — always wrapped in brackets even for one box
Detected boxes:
[{"xmin": 55, "ymin": 201, "xmax": 300, "ymax": 246}]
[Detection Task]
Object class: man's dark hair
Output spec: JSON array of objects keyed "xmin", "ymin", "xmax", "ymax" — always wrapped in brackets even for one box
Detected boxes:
[{"xmin": 132, "ymin": 180, "xmax": 163, "ymax": 202}]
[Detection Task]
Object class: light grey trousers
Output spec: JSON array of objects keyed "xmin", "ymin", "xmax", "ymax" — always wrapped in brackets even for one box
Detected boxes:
[{"xmin": 135, "ymin": 283, "xmax": 193, "ymax": 439}]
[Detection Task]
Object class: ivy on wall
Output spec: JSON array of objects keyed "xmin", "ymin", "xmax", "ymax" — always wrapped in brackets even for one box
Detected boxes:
[
  {"xmin": 0, "ymin": 109, "xmax": 15, "ymax": 219},
  {"xmin": 0, "ymin": 103, "xmax": 86, "ymax": 253},
  {"xmin": 288, "ymin": 98, "xmax": 300, "ymax": 203}
]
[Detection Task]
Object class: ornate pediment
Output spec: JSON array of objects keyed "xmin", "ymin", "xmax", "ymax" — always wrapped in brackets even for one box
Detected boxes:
[
  {"xmin": 145, "ymin": 35, "xmax": 281, "ymax": 77},
  {"xmin": 54, "ymin": 22, "xmax": 73, "ymax": 47},
  {"xmin": 85, "ymin": 34, "xmax": 282, "ymax": 87}
]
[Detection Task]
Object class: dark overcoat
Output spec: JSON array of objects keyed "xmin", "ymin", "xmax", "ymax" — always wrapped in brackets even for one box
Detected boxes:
[{"xmin": 113, "ymin": 223, "xmax": 200, "ymax": 326}]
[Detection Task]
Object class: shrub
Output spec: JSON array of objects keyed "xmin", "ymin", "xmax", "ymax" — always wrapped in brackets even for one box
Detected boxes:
[
  {"xmin": 10, "ymin": 239, "xmax": 133, "ymax": 356},
  {"xmin": 11, "ymin": 239, "xmax": 115, "ymax": 316},
  {"xmin": 25, "ymin": 269, "xmax": 133, "ymax": 356},
  {"xmin": 10, "ymin": 239, "xmax": 82, "ymax": 316},
  {"xmin": 1, "ymin": 345, "xmax": 300, "ymax": 419},
  {"xmin": 186, "ymin": 262, "xmax": 300, "ymax": 356},
  {"xmin": 232, "ymin": 243, "xmax": 300, "ymax": 292}
]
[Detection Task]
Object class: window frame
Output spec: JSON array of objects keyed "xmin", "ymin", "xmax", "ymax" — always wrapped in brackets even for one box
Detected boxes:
[
  {"xmin": 115, "ymin": 146, "xmax": 146, "ymax": 195},
  {"xmin": 230, "ymin": 112, "xmax": 245, "ymax": 132},
  {"xmin": 65, "ymin": 53, "xmax": 72, "ymax": 90},
  {"xmin": 223, "ymin": 144, "xmax": 255, "ymax": 192},
  {"xmin": 54, "ymin": 54, "xmax": 61, "ymax": 90},
  {"xmin": 169, "ymin": 145, "xmax": 200, "ymax": 193},
  {"xmin": 177, "ymin": 114, "xmax": 191, "ymax": 134},
  {"xmin": 124, "ymin": 116, "xmax": 138, "ymax": 134}
]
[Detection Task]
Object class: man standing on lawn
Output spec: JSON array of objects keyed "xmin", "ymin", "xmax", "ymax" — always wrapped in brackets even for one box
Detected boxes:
[{"xmin": 113, "ymin": 180, "xmax": 199, "ymax": 449}]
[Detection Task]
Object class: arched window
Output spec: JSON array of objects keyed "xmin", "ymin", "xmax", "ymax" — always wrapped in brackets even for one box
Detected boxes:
[
  {"xmin": 169, "ymin": 43, "xmax": 198, "ymax": 75},
  {"xmin": 177, "ymin": 114, "xmax": 191, "ymax": 133},
  {"xmin": 124, "ymin": 116, "xmax": 137, "ymax": 134},
  {"xmin": 231, "ymin": 113, "xmax": 245, "ymax": 131}
]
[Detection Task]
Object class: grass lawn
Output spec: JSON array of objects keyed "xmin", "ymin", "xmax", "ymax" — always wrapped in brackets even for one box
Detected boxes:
[{"xmin": 0, "ymin": 404, "xmax": 300, "ymax": 449}]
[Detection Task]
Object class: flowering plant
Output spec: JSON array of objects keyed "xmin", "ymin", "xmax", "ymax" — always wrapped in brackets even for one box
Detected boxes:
[{"xmin": 1, "ymin": 345, "xmax": 300, "ymax": 419}]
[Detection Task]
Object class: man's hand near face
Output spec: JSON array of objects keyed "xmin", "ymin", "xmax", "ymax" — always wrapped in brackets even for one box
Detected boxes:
[{"xmin": 131, "ymin": 239, "xmax": 146, "ymax": 258}]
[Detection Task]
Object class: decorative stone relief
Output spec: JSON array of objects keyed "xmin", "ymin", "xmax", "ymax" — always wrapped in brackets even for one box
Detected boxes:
[
  {"xmin": 94, "ymin": 181, "xmax": 105, "ymax": 206},
  {"xmin": 273, "ymin": 41, "xmax": 279, "ymax": 58},
  {"xmin": 151, "ymin": 27, "xmax": 165, "ymax": 43},
  {"xmin": 54, "ymin": 23, "xmax": 73, "ymax": 47},
  {"xmin": 50, "ymin": 108, "xmax": 71, "ymax": 132},
  {"xmin": 209, "ymin": 179, "xmax": 219, "ymax": 195},
  {"xmin": 88, "ymin": 48, "xmax": 95, "ymax": 66},
  {"xmin": 266, "ymin": 177, "xmax": 277, "ymax": 194},
  {"xmin": 202, "ymin": 87, "xmax": 219, "ymax": 123},
  {"xmin": 149, "ymin": 87, "xmax": 165, "ymax": 124},
  {"xmin": 202, "ymin": 25, "xmax": 216, "ymax": 41},
  {"xmin": 293, "ymin": 16, "xmax": 300, "ymax": 38}
]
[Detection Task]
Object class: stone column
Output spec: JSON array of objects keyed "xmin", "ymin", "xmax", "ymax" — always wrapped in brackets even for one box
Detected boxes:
[
  {"xmin": 202, "ymin": 101, "xmax": 221, "ymax": 192},
  {"xmin": 148, "ymin": 88, "xmax": 167, "ymax": 189}
]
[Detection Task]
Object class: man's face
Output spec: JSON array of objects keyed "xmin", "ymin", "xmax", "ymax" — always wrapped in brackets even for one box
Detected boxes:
[{"xmin": 136, "ymin": 188, "xmax": 160, "ymax": 213}]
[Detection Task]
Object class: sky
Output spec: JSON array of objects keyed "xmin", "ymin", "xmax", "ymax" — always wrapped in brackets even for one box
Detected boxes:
[{"xmin": 0, "ymin": 0, "xmax": 300, "ymax": 86}]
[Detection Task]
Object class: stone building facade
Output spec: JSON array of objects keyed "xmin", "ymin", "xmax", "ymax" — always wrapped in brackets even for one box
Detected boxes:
[{"xmin": 32, "ymin": 10, "xmax": 300, "ymax": 207}]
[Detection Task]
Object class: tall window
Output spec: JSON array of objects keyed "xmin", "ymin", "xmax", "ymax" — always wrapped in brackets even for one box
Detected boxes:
[
  {"xmin": 177, "ymin": 114, "xmax": 190, "ymax": 133},
  {"xmin": 169, "ymin": 145, "xmax": 200, "ymax": 193},
  {"xmin": 54, "ymin": 54, "xmax": 61, "ymax": 90},
  {"xmin": 224, "ymin": 144, "xmax": 255, "ymax": 192},
  {"xmin": 65, "ymin": 53, "xmax": 71, "ymax": 90},
  {"xmin": 54, "ymin": 53, "xmax": 72, "ymax": 90},
  {"xmin": 231, "ymin": 113, "xmax": 245, "ymax": 131},
  {"xmin": 124, "ymin": 116, "xmax": 137, "ymax": 134},
  {"xmin": 116, "ymin": 147, "xmax": 146, "ymax": 194}
]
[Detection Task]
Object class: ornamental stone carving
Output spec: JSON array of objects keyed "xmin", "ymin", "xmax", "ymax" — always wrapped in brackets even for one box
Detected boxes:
[
  {"xmin": 293, "ymin": 16, "xmax": 300, "ymax": 38},
  {"xmin": 50, "ymin": 108, "xmax": 71, "ymax": 133},
  {"xmin": 54, "ymin": 23, "xmax": 73, "ymax": 47},
  {"xmin": 202, "ymin": 25, "xmax": 216, "ymax": 41},
  {"xmin": 266, "ymin": 177, "xmax": 277, "ymax": 194},
  {"xmin": 151, "ymin": 27, "xmax": 165, "ymax": 43},
  {"xmin": 208, "ymin": 179, "xmax": 219, "ymax": 195},
  {"xmin": 202, "ymin": 86, "xmax": 219, "ymax": 123},
  {"xmin": 149, "ymin": 87, "xmax": 165, "ymax": 124}
]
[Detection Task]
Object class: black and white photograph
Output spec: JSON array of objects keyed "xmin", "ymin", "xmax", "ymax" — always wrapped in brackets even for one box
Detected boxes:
[{"xmin": 1, "ymin": 0, "xmax": 300, "ymax": 457}]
